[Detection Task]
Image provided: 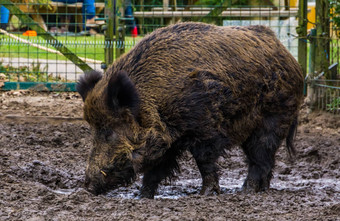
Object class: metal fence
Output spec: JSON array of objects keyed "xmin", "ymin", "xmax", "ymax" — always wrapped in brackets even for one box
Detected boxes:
[
  {"xmin": 0, "ymin": 0, "xmax": 106, "ymax": 89},
  {"xmin": 315, "ymin": 24, "xmax": 340, "ymax": 114},
  {"xmin": 312, "ymin": 80, "xmax": 340, "ymax": 114},
  {"xmin": 131, "ymin": 0, "xmax": 299, "ymax": 58},
  {"xmin": 0, "ymin": 0, "xmax": 299, "ymax": 90},
  {"xmin": 303, "ymin": 0, "xmax": 340, "ymax": 114}
]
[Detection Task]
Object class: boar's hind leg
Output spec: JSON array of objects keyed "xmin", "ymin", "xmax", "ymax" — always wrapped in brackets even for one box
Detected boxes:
[
  {"xmin": 241, "ymin": 116, "xmax": 287, "ymax": 192},
  {"xmin": 189, "ymin": 142, "xmax": 221, "ymax": 195}
]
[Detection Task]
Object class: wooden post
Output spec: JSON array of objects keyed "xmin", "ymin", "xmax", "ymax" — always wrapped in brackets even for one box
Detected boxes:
[
  {"xmin": 104, "ymin": 0, "xmax": 116, "ymax": 66},
  {"xmin": 116, "ymin": 0, "xmax": 126, "ymax": 59},
  {"xmin": 116, "ymin": 25, "xmax": 125, "ymax": 59},
  {"xmin": 163, "ymin": 0, "xmax": 169, "ymax": 11},
  {"xmin": 315, "ymin": 0, "xmax": 330, "ymax": 78},
  {"xmin": 306, "ymin": 29, "xmax": 316, "ymax": 111},
  {"xmin": 297, "ymin": 0, "xmax": 307, "ymax": 77},
  {"xmin": 173, "ymin": 0, "xmax": 177, "ymax": 11},
  {"xmin": 309, "ymin": 29, "xmax": 317, "ymax": 76}
]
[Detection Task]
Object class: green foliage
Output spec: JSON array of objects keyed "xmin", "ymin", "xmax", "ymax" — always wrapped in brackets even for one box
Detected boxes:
[
  {"xmin": 11, "ymin": 0, "xmax": 52, "ymax": 10},
  {"xmin": 0, "ymin": 61, "xmax": 61, "ymax": 82},
  {"xmin": 326, "ymin": 97, "xmax": 340, "ymax": 111},
  {"xmin": 330, "ymin": 0, "xmax": 340, "ymax": 33}
]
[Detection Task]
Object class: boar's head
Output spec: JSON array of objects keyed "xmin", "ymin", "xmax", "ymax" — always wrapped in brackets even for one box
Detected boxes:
[{"xmin": 77, "ymin": 70, "xmax": 141, "ymax": 195}]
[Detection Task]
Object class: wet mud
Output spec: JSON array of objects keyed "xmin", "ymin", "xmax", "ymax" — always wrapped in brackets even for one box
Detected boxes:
[{"xmin": 0, "ymin": 91, "xmax": 339, "ymax": 220}]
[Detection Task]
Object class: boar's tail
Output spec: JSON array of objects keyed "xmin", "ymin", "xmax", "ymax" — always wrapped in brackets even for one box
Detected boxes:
[{"xmin": 286, "ymin": 116, "xmax": 298, "ymax": 160}]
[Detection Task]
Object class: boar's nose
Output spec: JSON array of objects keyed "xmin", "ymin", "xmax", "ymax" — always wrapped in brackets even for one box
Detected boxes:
[
  {"xmin": 84, "ymin": 176, "xmax": 100, "ymax": 195},
  {"xmin": 86, "ymin": 185, "xmax": 98, "ymax": 195}
]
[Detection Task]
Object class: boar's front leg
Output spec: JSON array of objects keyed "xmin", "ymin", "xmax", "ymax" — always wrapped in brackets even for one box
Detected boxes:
[
  {"xmin": 189, "ymin": 141, "xmax": 221, "ymax": 195},
  {"xmin": 140, "ymin": 147, "xmax": 181, "ymax": 199}
]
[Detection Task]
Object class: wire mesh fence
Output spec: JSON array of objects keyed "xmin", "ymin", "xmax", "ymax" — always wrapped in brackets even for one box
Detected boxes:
[
  {"xmin": 0, "ymin": 0, "xmax": 107, "ymax": 86},
  {"xmin": 329, "ymin": 27, "xmax": 340, "ymax": 78},
  {"xmin": 0, "ymin": 0, "xmax": 300, "ymax": 89},
  {"xmin": 303, "ymin": 0, "xmax": 340, "ymax": 114},
  {"xmin": 313, "ymin": 79, "xmax": 340, "ymax": 114},
  {"xmin": 132, "ymin": 0, "xmax": 299, "ymax": 57},
  {"xmin": 314, "ymin": 27, "xmax": 340, "ymax": 114}
]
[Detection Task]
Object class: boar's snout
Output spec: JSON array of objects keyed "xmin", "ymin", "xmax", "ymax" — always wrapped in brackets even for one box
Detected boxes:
[
  {"xmin": 84, "ymin": 178, "xmax": 96, "ymax": 195},
  {"xmin": 84, "ymin": 153, "xmax": 137, "ymax": 195},
  {"xmin": 84, "ymin": 173, "xmax": 104, "ymax": 195}
]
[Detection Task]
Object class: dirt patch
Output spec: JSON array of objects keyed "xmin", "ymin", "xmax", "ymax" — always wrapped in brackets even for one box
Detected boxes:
[{"xmin": 0, "ymin": 91, "xmax": 339, "ymax": 220}]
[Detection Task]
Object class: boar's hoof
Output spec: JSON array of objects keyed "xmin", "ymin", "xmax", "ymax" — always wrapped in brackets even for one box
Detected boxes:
[
  {"xmin": 139, "ymin": 186, "xmax": 156, "ymax": 199},
  {"xmin": 242, "ymin": 177, "xmax": 270, "ymax": 193},
  {"xmin": 200, "ymin": 183, "xmax": 220, "ymax": 196},
  {"xmin": 199, "ymin": 175, "xmax": 220, "ymax": 195},
  {"xmin": 139, "ymin": 192, "xmax": 155, "ymax": 199}
]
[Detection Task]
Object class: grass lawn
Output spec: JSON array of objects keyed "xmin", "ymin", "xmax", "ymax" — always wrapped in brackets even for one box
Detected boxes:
[{"xmin": 0, "ymin": 33, "xmax": 141, "ymax": 62}]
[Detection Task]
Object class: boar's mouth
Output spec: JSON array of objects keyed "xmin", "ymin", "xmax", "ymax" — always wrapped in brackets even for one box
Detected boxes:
[{"xmin": 85, "ymin": 159, "xmax": 136, "ymax": 195}]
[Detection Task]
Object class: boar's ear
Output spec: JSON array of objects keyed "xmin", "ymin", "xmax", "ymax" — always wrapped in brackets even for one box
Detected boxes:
[
  {"xmin": 107, "ymin": 71, "xmax": 139, "ymax": 116},
  {"xmin": 76, "ymin": 70, "xmax": 103, "ymax": 101}
]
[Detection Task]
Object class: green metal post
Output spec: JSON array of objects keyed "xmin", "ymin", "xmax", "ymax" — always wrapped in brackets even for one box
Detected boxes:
[{"xmin": 297, "ymin": 0, "xmax": 308, "ymax": 77}]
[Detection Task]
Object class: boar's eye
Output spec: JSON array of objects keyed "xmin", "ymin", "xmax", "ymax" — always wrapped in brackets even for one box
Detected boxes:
[
  {"xmin": 105, "ymin": 131, "xmax": 117, "ymax": 142},
  {"xmin": 96, "ymin": 129, "xmax": 117, "ymax": 142}
]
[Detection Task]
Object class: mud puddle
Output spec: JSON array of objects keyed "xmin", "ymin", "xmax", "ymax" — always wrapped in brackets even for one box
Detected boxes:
[{"xmin": 105, "ymin": 175, "xmax": 340, "ymax": 200}]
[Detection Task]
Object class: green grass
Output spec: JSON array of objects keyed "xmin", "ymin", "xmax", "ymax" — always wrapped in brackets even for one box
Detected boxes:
[
  {"xmin": 327, "ymin": 97, "xmax": 340, "ymax": 111},
  {"xmin": 0, "ymin": 34, "xmax": 141, "ymax": 62},
  {"xmin": 0, "ymin": 60, "xmax": 65, "ymax": 82}
]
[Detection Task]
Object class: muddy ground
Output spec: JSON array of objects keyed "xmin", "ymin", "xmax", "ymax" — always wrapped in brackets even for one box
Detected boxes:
[{"xmin": 0, "ymin": 91, "xmax": 339, "ymax": 220}]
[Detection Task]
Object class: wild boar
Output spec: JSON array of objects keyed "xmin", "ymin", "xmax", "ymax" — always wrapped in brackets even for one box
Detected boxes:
[{"xmin": 77, "ymin": 22, "xmax": 304, "ymax": 199}]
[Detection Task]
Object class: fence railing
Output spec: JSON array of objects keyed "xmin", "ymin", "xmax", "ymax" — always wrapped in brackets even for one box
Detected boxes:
[
  {"xmin": 312, "ymin": 80, "xmax": 340, "ymax": 114},
  {"xmin": 1, "ymin": 1, "xmax": 299, "ymax": 90}
]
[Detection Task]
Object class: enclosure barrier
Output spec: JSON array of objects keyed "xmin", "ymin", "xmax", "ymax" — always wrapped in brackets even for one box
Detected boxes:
[
  {"xmin": 0, "ymin": 0, "xmax": 109, "ymax": 90},
  {"xmin": 1, "ymin": 0, "xmax": 299, "ymax": 91},
  {"xmin": 312, "ymin": 80, "xmax": 340, "ymax": 114}
]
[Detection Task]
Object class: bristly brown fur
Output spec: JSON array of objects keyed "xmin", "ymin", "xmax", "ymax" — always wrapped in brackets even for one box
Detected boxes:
[{"xmin": 77, "ymin": 22, "xmax": 304, "ymax": 198}]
